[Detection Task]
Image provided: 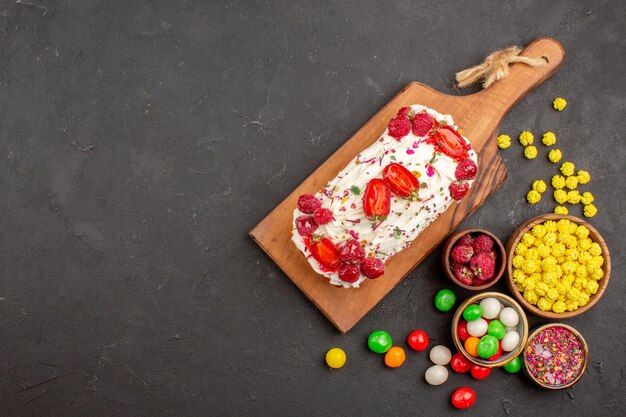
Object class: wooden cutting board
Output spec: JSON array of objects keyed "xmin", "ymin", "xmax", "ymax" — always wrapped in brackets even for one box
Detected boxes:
[{"xmin": 250, "ymin": 38, "xmax": 564, "ymax": 333}]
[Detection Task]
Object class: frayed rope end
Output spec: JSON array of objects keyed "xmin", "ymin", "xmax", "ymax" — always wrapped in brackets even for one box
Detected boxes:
[{"xmin": 455, "ymin": 46, "xmax": 548, "ymax": 89}]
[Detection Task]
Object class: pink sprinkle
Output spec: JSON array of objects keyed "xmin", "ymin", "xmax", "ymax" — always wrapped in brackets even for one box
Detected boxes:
[
  {"xmin": 406, "ymin": 149, "xmax": 414, "ymax": 155},
  {"xmin": 427, "ymin": 165, "xmax": 435, "ymax": 177},
  {"xmin": 412, "ymin": 141, "xmax": 419, "ymax": 148},
  {"xmin": 339, "ymin": 207, "xmax": 347, "ymax": 212},
  {"xmin": 349, "ymin": 230, "xmax": 359, "ymax": 239}
]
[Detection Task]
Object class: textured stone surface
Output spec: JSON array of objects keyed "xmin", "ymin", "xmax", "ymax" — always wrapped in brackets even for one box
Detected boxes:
[{"xmin": 1, "ymin": 1, "xmax": 624, "ymax": 415}]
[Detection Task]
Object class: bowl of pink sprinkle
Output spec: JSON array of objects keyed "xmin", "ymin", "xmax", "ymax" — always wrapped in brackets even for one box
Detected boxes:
[{"xmin": 523, "ymin": 323, "xmax": 589, "ymax": 389}]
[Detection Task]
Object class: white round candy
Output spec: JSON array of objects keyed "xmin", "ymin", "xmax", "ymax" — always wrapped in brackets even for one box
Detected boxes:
[
  {"xmin": 466, "ymin": 318, "xmax": 488, "ymax": 337},
  {"xmin": 425, "ymin": 365, "xmax": 448, "ymax": 386},
  {"xmin": 501, "ymin": 331, "xmax": 520, "ymax": 352},
  {"xmin": 429, "ymin": 345, "xmax": 452, "ymax": 366},
  {"xmin": 499, "ymin": 307, "xmax": 520, "ymax": 327},
  {"xmin": 480, "ymin": 297, "xmax": 501, "ymax": 319}
]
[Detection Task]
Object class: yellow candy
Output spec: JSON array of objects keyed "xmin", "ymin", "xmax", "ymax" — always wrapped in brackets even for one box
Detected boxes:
[
  {"xmin": 560, "ymin": 162, "xmax": 575, "ymax": 176},
  {"xmin": 524, "ymin": 145, "xmax": 538, "ymax": 159},
  {"xmin": 536, "ymin": 244, "xmax": 550, "ymax": 258},
  {"xmin": 522, "ymin": 260, "xmax": 539, "ymax": 274},
  {"xmin": 567, "ymin": 190, "xmax": 581, "ymax": 204},
  {"xmin": 519, "ymin": 130, "xmax": 534, "ymax": 146},
  {"xmin": 547, "ymin": 288, "xmax": 559, "ymax": 301},
  {"xmin": 524, "ymin": 289, "xmax": 539, "ymax": 305},
  {"xmin": 532, "ymin": 180, "xmax": 547, "ymax": 193},
  {"xmin": 575, "ymin": 225, "xmax": 590, "ymax": 239},
  {"xmin": 542, "ymin": 132, "xmax": 557, "ymax": 146},
  {"xmin": 590, "ymin": 242, "xmax": 603, "ymax": 258},
  {"xmin": 497, "ymin": 134, "xmax": 511, "ymax": 149},
  {"xmin": 554, "ymin": 206, "xmax": 568, "ymax": 215},
  {"xmin": 580, "ymin": 192, "xmax": 594, "ymax": 205},
  {"xmin": 512, "ymin": 255, "xmax": 524, "ymax": 269},
  {"xmin": 326, "ymin": 348, "xmax": 347, "ymax": 369},
  {"xmin": 527, "ymin": 190, "xmax": 541, "ymax": 204},
  {"xmin": 521, "ymin": 232, "xmax": 535, "ymax": 247},
  {"xmin": 515, "ymin": 242, "xmax": 528, "ymax": 256},
  {"xmin": 589, "ymin": 268, "xmax": 604, "ymax": 280},
  {"xmin": 551, "ymin": 175, "xmax": 565, "ymax": 189},
  {"xmin": 577, "ymin": 170, "xmax": 591, "ymax": 184},
  {"xmin": 557, "ymin": 219, "xmax": 571, "ymax": 234},
  {"xmin": 554, "ymin": 190, "xmax": 568, "ymax": 204},
  {"xmin": 578, "ymin": 238, "xmax": 592, "ymax": 251},
  {"xmin": 531, "ymin": 224, "xmax": 547, "ymax": 239},
  {"xmin": 584, "ymin": 204, "xmax": 598, "ymax": 218},
  {"xmin": 578, "ymin": 251, "xmax": 592, "ymax": 265},
  {"xmin": 551, "ymin": 243, "xmax": 566, "ymax": 257},
  {"xmin": 542, "ymin": 232, "xmax": 557, "ymax": 246},
  {"xmin": 537, "ymin": 297, "xmax": 553, "ymax": 311},
  {"xmin": 548, "ymin": 149, "xmax": 562, "ymax": 163},
  {"xmin": 553, "ymin": 97, "xmax": 567, "ymax": 111},
  {"xmin": 544, "ymin": 221, "xmax": 558, "ymax": 233},
  {"xmin": 565, "ymin": 176, "xmax": 578, "ymax": 190},
  {"xmin": 552, "ymin": 300, "xmax": 567, "ymax": 313}
]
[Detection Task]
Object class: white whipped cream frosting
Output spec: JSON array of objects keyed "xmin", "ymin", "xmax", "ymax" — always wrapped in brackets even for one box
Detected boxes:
[{"xmin": 292, "ymin": 104, "xmax": 478, "ymax": 288}]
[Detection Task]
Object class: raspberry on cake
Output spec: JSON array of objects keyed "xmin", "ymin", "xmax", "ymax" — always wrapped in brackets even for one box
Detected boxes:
[{"xmin": 292, "ymin": 104, "xmax": 478, "ymax": 288}]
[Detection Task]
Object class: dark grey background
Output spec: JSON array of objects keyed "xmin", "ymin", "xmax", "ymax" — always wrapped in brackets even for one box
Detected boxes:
[{"xmin": 1, "ymin": 0, "xmax": 624, "ymax": 416}]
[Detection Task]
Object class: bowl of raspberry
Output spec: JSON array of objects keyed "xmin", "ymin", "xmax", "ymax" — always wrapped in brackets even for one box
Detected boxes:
[{"xmin": 442, "ymin": 229, "xmax": 506, "ymax": 290}]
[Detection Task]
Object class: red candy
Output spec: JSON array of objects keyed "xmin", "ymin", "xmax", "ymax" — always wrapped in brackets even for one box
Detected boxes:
[
  {"xmin": 457, "ymin": 321, "xmax": 470, "ymax": 342},
  {"xmin": 470, "ymin": 364, "xmax": 491, "ymax": 380},
  {"xmin": 450, "ymin": 353, "xmax": 471, "ymax": 373},
  {"xmin": 407, "ymin": 330, "xmax": 429, "ymax": 352},
  {"xmin": 451, "ymin": 387, "xmax": 476, "ymax": 409}
]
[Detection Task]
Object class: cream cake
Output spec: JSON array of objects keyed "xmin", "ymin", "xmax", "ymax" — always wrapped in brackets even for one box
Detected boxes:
[{"xmin": 292, "ymin": 104, "xmax": 478, "ymax": 288}]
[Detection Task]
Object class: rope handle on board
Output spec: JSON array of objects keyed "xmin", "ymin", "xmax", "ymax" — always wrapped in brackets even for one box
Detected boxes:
[{"xmin": 455, "ymin": 46, "xmax": 548, "ymax": 89}]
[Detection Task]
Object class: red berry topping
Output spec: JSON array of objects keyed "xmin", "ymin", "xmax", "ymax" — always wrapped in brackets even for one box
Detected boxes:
[
  {"xmin": 411, "ymin": 112, "xmax": 435, "ymax": 136},
  {"xmin": 470, "ymin": 364, "xmax": 491, "ymax": 380},
  {"xmin": 383, "ymin": 163, "xmax": 420, "ymax": 200},
  {"xmin": 309, "ymin": 236, "xmax": 341, "ymax": 272},
  {"xmin": 434, "ymin": 126, "xmax": 469, "ymax": 160},
  {"xmin": 457, "ymin": 234, "xmax": 474, "ymax": 247},
  {"xmin": 453, "ymin": 264, "xmax": 474, "ymax": 286},
  {"xmin": 338, "ymin": 263, "xmax": 360, "ymax": 283},
  {"xmin": 449, "ymin": 181, "xmax": 469, "ymax": 200},
  {"xmin": 455, "ymin": 159, "xmax": 478, "ymax": 181},
  {"xmin": 387, "ymin": 115, "xmax": 411, "ymax": 139},
  {"xmin": 470, "ymin": 252, "xmax": 496, "ymax": 281},
  {"xmin": 339, "ymin": 239, "xmax": 366, "ymax": 263},
  {"xmin": 362, "ymin": 179, "xmax": 391, "ymax": 223},
  {"xmin": 450, "ymin": 353, "xmax": 472, "ymax": 373},
  {"xmin": 450, "ymin": 244, "xmax": 474, "ymax": 264},
  {"xmin": 295, "ymin": 215, "xmax": 318, "ymax": 236},
  {"xmin": 297, "ymin": 194, "xmax": 321, "ymax": 214},
  {"xmin": 313, "ymin": 208, "xmax": 333, "ymax": 225},
  {"xmin": 361, "ymin": 257, "xmax": 385, "ymax": 279},
  {"xmin": 472, "ymin": 234, "xmax": 495, "ymax": 254},
  {"xmin": 397, "ymin": 106, "xmax": 414, "ymax": 118}
]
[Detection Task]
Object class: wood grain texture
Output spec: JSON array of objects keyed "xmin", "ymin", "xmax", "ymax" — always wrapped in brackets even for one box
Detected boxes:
[{"xmin": 250, "ymin": 38, "xmax": 565, "ymax": 333}]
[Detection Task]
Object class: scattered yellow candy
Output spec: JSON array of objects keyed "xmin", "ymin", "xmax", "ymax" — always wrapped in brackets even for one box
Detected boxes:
[
  {"xmin": 560, "ymin": 162, "xmax": 575, "ymax": 176},
  {"xmin": 527, "ymin": 190, "xmax": 541, "ymax": 204},
  {"xmin": 325, "ymin": 348, "xmax": 347, "ymax": 369},
  {"xmin": 542, "ymin": 132, "xmax": 557, "ymax": 146},
  {"xmin": 584, "ymin": 204, "xmax": 598, "ymax": 218},
  {"xmin": 554, "ymin": 189, "xmax": 568, "ymax": 204},
  {"xmin": 551, "ymin": 175, "xmax": 566, "ymax": 189},
  {"xmin": 497, "ymin": 134, "xmax": 511, "ymax": 149},
  {"xmin": 532, "ymin": 180, "xmax": 547, "ymax": 193},
  {"xmin": 548, "ymin": 149, "xmax": 562, "ymax": 163},
  {"xmin": 554, "ymin": 206, "xmax": 569, "ymax": 215},
  {"xmin": 553, "ymin": 97, "xmax": 567, "ymax": 111},
  {"xmin": 580, "ymin": 192, "xmax": 594, "ymax": 205},
  {"xmin": 565, "ymin": 176, "xmax": 579, "ymax": 190},
  {"xmin": 567, "ymin": 190, "xmax": 581, "ymax": 204},
  {"xmin": 577, "ymin": 170, "xmax": 591, "ymax": 184},
  {"xmin": 524, "ymin": 145, "xmax": 538, "ymax": 159},
  {"xmin": 519, "ymin": 131, "xmax": 534, "ymax": 146}
]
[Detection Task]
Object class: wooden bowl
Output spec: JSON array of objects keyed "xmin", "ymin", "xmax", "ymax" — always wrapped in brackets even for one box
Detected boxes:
[
  {"xmin": 442, "ymin": 229, "xmax": 506, "ymax": 290},
  {"xmin": 505, "ymin": 214, "xmax": 611, "ymax": 319},
  {"xmin": 451, "ymin": 292, "xmax": 529, "ymax": 368},
  {"xmin": 523, "ymin": 323, "xmax": 589, "ymax": 389}
]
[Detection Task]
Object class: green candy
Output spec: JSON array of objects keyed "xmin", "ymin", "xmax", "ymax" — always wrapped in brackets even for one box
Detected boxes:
[
  {"xmin": 462, "ymin": 304, "xmax": 483, "ymax": 321},
  {"xmin": 487, "ymin": 320, "xmax": 506, "ymax": 340},
  {"xmin": 434, "ymin": 289, "xmax": 456, "ymax": 312},
  {"xmin": 477, "ymin": 335, "xmax": 499, "ymax": 359},
  {"xmin": 503, "ymin": 356, "xmax": 522, "ymax": 373},
  {"xmin": 367, "ymin": 330, "xmax": 393, "ymax": 354}
]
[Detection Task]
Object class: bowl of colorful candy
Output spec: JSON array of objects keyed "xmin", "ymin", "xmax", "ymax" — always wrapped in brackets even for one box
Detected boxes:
[
  {"xmin": 442, "ymin": 229, "xmax": 506, "ymax": 290},
  {"xmin": 451, "ymin": 292, "xmax": 528, "ymax": 368},
  {"xmin": 523, "ymin": 323, "xmax": 589, "ymax": 389},
  {"xmin": 505, "ymin": 214, "xmax": 611, "ymax": 319}
]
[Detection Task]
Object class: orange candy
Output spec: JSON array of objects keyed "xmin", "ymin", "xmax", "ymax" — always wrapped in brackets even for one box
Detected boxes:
[
  {"xmin": 384, "ymin": 346, "xmax": 406, "ymax": 368},
  {"xmin": 464, "ymin": 336, "xmax": 480, "ymax": 357}
]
